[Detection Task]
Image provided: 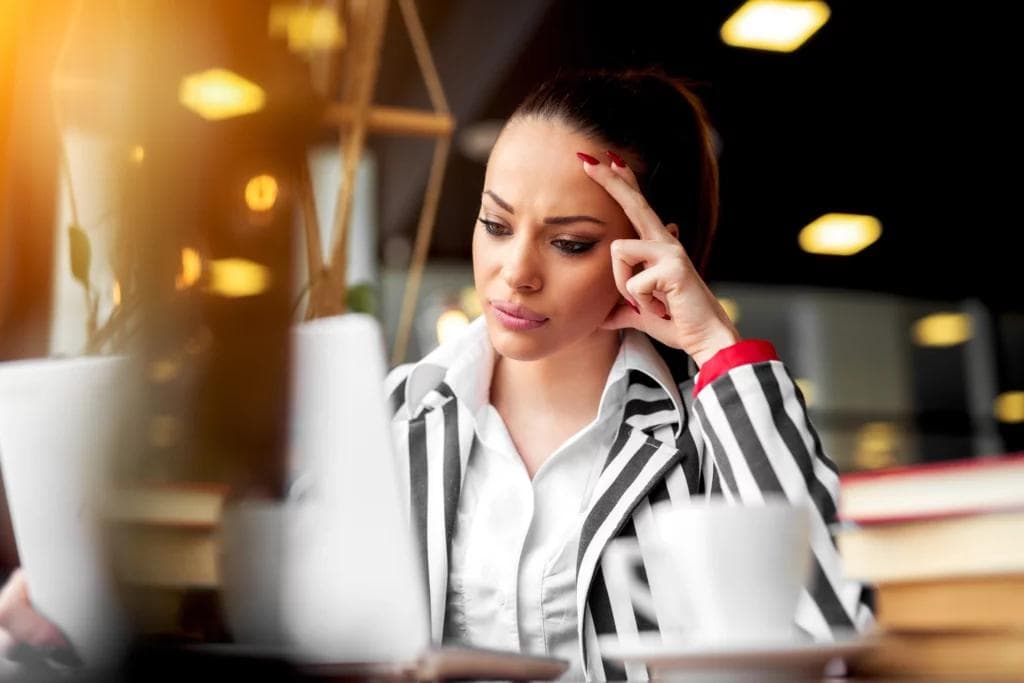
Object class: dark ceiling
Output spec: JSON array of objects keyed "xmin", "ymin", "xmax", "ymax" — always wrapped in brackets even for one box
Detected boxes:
[{"xmin": 370, "ymin": 1, "xmax": 1018, "ymax": 312}]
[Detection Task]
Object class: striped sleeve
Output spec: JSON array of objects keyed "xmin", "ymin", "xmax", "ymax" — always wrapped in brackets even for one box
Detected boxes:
[{"xmin": 690, "ymin": 360, "xmax": 875, "ymax": 636}]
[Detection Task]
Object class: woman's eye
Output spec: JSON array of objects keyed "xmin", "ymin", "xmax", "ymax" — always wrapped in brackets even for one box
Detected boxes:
[
  {"xmin": 478, "ymin": 218, "xmax": 509, "ymax": 236},
  {"xmin": 552, "ymin": 239, "xmax": 596, "ymax": 255}
]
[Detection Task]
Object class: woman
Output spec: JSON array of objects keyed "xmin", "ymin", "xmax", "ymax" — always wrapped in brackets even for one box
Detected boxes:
[
  {"xmin": 0, "ymin": 69, "xmax": 872, "ymax": 678},
  {"xmin": 384, "ymin": 68, "xmax": 872, "ymax": 680}
]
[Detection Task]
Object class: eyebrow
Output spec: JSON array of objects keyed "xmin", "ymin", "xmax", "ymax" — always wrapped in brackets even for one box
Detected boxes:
[{"xmin": 483, "ymin": 190, "xmax": 607, "ymax": 226}]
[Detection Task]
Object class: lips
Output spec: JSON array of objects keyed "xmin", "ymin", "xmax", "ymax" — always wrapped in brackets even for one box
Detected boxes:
[
  {"xmin": 491, "ymin": 301, "xmax": 547, "ymax": 322},
  {"xmin": 490, "ymin": 300, "xmax": 549, "ymax": 331}
]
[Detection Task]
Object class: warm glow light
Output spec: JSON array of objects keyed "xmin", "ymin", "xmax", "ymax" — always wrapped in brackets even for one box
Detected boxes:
[
  {"xmin": 794, "ymin": 378, "xmax": 815, "ymax": 407},
  {"xmin": 460, "ymin": 287, "xmax": 482, "ymax": 318},
  {"xmin": 178, "ymin": 68, "xmax": 265, "ymax": 121},
  {"xmin": 205, "ymin": 258, "xmax": 271, "ymax": 298},
  {"xmin": 994, "ymin": 391, "xmax": 1024, "ymax": 424},
  {"xmin": 437, "ymin": 309, "xmax": 470, "ymax": 345},
  {"xmin": 854, "ymin": 421, "xmax": 899, "ymax": 471},
  {"xmin": 112, "ymin": 280, "xmax": 122, "ymax": 306},
  {"xmin": 245, "ymin": 174, "xmax": 279, "ymax": 212},
  {"xmin": 176, "ymin": 247, "xmax": 202, "ymax": 290},
  {"xmin": 718, "ymin": 297, "xmax": 740, "ymax": 323},
  {"xmin": 148, "ymin": 359, "xmax": 180, "ymax": 384},
  {"xmin": 798, "ymin": 213, "xmax": 881, "ymax": 256},
  {"xmin": 269, "ymin": 3, "xmax": 347, "ymax": 52},
  {"xmin": 721, "ymin": 0, "xmax": 831, "ymax": 52},
  {"xmin": 912, "ymin": 312, "xmax": 973, "ymax": 347},
  {"xmin": 130, "ymin": 145, "xmax": 145, "ymax": 164}
]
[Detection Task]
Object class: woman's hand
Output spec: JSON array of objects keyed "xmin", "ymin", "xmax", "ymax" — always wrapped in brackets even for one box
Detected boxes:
[
  {"xmin": 581, "ymin": 151, "xmax": 740, "ymax": 367},
  {"xmin": 0, "ymin": 569, "xmax": 72, "ymax": 661}
]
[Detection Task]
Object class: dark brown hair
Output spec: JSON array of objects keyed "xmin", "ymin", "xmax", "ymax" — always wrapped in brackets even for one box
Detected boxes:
[{"xmin": 511, "ymin": 68, "xmax": 720, "ymax": 274}]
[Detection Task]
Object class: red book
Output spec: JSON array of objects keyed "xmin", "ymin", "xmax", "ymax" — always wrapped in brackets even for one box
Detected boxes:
[{"xmin": 838, "ymin": 452, "xmax": 1024, "ymax": 525}]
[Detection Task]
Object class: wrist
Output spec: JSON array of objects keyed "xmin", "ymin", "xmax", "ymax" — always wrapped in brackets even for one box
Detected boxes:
[
  {"xmin": 691, "ymin": 338, "xmax": 781, "ymax": 397},
  {"xmin": 691, "ymin": 325, "xmax": 742, "ymax": 368}
]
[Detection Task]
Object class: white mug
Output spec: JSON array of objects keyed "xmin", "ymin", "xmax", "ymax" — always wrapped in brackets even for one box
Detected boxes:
[{"xmin": 602, "ymin": 495, "xmax": 812, "ymax": 645}]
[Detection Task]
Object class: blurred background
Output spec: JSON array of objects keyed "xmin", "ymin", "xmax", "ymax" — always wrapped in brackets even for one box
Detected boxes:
[
  {"xmin": 0, "ymin": 0, "xmax": 1021, "ymax": 599},
  {"xmin": 368, "ymin": 0, "xmax": 1022, "ymax": 471}
]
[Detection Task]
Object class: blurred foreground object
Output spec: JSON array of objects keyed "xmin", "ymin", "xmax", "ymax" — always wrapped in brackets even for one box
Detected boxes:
[
  {"xmin": 105, "ymin": 482, "xmax": 229, "ymax": 639},
  {"xmin": 40, "ymin": 0, "xmax": 320, "ymax": 652},
  {"xmin": 838, "ymin": 453, "xmax": 1024, "ymax": 679},
  {"xmin": 0, "ymin": 357, "xmax": 131, "ymax": 668}
]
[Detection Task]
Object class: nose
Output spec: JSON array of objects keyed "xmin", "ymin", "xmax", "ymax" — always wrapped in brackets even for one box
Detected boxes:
[{"xmin": 500, "ymin": 235, "xmax": 542, "ymax": 292}]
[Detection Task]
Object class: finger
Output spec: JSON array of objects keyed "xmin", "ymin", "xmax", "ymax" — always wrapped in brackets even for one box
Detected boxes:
[
  {"xmin": 0, "ymin": 571, "xmax": 69, "ymax": 651},
  {"xmin": 579, "ymin": 158, "xmax": 676, "ymax": 243},
  {"xmin": 0, "ymin": 570, "xmax": 28, "ymax": 631},
  {"xmin": 5, "ymin": 608, "xmax": 68, "ymax": 650},
  {"xmin": 605, "ymin": 150, "xmax": 641, "ymax": 192},
  {"xmin": 605, "ymin": 159, "xmax": 683, "ymax": 243},
  {"xmin": 609, "ymin": 239, "xmax": 689, "ymax": 316},
  {"xmin": 602, "ymin": 154, "xmax": 683, "ymax": 243},
  {"xmin": 624, "ymin": 266, "xmax": 671, "ymax": 319},
  {"xmin": 610, "ymin": 246, "xmax": 637, "ymax": 309},
  {"xmin": 600, "ymin": 300, "xmax": 641, "ymax": 331},
  {"xmin": 611, "ymin": 238, "xmax": 690, "ymax": 271},
  {"xmin": 600, "ymin": 298, "xmax": 677, "ymax": 339}
]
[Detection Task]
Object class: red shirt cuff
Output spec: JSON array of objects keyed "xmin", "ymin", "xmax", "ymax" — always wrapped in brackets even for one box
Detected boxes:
[{"xmin": 692, "ymin": 339, "xmax": 780, "ymax": 398}]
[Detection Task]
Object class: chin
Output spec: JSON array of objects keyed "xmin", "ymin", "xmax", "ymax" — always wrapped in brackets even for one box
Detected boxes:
[
  {"xmin": 485, "ymin": 319, "xmax": 556, "ymax": 361},
  {"xmin": 485, "ymin": 316, "xmax": 611, "ymax": 362},
  {"xmin": 488, "ymin": 333, "xmax": 552, "ymax": 362}
]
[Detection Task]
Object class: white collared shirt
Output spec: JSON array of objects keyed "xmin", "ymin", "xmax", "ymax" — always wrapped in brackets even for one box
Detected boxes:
[{"xmin": 426, "ymin": 319, "xmax": 683, "ymax": 676}]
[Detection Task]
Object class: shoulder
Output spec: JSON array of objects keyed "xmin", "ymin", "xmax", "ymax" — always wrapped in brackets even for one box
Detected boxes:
[
  {"xmin": 385, "ymin": 363, "xmax": 416, "ymax": 419},
  {"xmin": 385, "ymin": 362, "xmax": 415, "ymax": 392},
  {"xmin": 676, "ymin": 375, "xmax": 697, "ymax": 403},
  {"xmin": 384, "ymin": 317, "xmax": 492, "ymax": 421}
]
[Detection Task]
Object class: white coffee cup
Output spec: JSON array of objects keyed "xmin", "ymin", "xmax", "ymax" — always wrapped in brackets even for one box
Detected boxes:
[{"xmin": 602, "ymin": 495, "xmax": 812, "ymax": 645}]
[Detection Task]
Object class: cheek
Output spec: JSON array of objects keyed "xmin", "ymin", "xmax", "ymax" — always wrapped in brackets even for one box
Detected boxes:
[
  {"xmin": 560, "ymin": 254, "xmax": 620, "ymax": 316},
  {"xmin": 471, "ymin": 229, "xmax": 491, "ymax": 285}
]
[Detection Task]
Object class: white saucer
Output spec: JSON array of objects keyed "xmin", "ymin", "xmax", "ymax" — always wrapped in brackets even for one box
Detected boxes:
[{"xmin": 598, "ymin": 629, "xmax": 875, "ymax": 681}]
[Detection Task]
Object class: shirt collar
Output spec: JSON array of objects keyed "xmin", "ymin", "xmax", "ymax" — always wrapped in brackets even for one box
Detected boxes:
[
  {"xmin": 405, "ymin": 316, "xmax": 493, "ymax": 415},
  {"xmin": 619, "ymin": 328, "xmax": 686, "ymax": 438},
  {"xmin": 404, "ymin": 318, "xmax": 684, "ymax": 437}
]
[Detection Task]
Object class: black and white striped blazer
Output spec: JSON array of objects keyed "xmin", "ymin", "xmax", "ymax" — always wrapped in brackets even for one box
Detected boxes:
[{"xmin": 385, "ymin": 326, "xmax": 873, "ymax": 681}]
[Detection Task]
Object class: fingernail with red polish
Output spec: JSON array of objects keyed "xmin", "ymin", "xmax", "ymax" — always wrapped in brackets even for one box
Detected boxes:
[
  {"xmin": 576, "ymin": 152, "xmax": 599, "ymax": 165},
  {"xmin": 606, "ymin": 150, "xmax": 627, "ymax": 168}
]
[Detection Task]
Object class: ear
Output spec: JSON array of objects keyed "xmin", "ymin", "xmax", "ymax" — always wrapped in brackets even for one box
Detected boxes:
[{"xmin": 665, "ymin": 222, "xmax": 680, "ymax": 240}]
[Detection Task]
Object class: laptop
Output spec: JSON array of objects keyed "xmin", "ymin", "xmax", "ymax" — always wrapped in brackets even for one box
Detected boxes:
[
  {"xmin": 0, "ymin": 355, "xmax": 131, "ymax": 667},
  {"xmin": 279, "ymin": 314, "xmax": 568, "ymax": 680},
  {"xmin": 0, "ymin": 317, "xmax": 567, "ymax": 679}
]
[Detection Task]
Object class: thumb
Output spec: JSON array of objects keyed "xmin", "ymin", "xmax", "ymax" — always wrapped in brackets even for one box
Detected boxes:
[
  {"xmin": 0, "ymin": 570, "xmax": 70, "ymax": 651},
  {"xmin": 600, "ymin": 301, "xmax": 642, "ymax": 331}
]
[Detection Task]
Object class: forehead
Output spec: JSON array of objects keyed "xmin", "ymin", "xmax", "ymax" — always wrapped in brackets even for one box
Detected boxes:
[{"xmin": 484, "ymin": 118, "xmax": 620, "ymax": 217}]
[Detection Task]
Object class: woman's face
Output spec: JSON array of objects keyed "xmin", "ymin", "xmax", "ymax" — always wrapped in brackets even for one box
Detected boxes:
[{"xmin": 473, "ymin": 117, "xmax": 636, "ymax": 361}]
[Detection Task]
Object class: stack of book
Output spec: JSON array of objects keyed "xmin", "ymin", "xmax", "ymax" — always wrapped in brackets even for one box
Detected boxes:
[
  {"xmin": 103, "ymin": 482, "xmax": 229, "ymax": 639},
  {"xmin": 837, "ymin": 453, "xmax": 1024, "ymax": 679}
]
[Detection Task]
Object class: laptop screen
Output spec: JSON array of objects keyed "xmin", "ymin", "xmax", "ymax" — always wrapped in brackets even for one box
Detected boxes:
[{"xmin": 282, "ymin": 314, "xmax": 430, "ymax": 662}]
